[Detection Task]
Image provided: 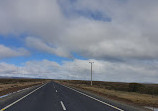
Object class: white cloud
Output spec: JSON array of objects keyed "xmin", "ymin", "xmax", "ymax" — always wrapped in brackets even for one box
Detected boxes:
[
  {"xmin": 0, "ymin": 62, "xmax": 17, "ymax": 74},
  {"xmin": 57, "ymin": 0, "xmax": 158, "ymax": 59},
  {"xmin": 0, "ymin": 44, "xmax": 29, "ymax": 59},
  {"xmin": 1, "ymin": 59, "xmax": 158, "ymax": 83},
  {"xmin": 0, "ymin": 0, "xmax": 158, "ymax": 82},
  {"xmin": 26, "ymin": 37, "xmax": 71, "ymax": 57},
  {"xmin": 1, "ymin": 0, "xmax": 158, "ymax": 59}
]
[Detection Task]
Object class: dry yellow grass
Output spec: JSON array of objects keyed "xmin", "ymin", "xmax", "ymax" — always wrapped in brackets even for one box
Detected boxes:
[
  {"xmin": 56, "ymin": 81, "xmax": 158, "ymax": 107},
  {"xmin": 0, "ymin": 79, "xmax": 50, "ymax": 96},
  {"xmin": 0, "ymin": 81, "xmax": 43, "ymax": 91},
  {"xmin": 83, "ymin": 86, "xmax": 158, "ymax": 106}
]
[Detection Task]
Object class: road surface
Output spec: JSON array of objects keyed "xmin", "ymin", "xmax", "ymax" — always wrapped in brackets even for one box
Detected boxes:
[{"xmin": 0, "ymin": 81, "xmax": 145, "ymax": 111}]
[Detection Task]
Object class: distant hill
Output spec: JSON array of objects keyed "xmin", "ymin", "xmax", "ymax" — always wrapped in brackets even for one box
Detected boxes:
[{"xmin": 0, "ymin": 76, "xmax": 32, "ymax": 79}]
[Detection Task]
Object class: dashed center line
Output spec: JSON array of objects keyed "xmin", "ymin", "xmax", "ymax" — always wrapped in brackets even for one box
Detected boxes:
[
  {"xmin": 60, "ymin": 101, "xmax": 66, "ymax": 110},
  {"xmin": 53, "ymin": 84, "xmax": 55, "ymax": 89},
  {"xmin": 56, "ymin": 90, "xmax": 58, "ymax": 92}
]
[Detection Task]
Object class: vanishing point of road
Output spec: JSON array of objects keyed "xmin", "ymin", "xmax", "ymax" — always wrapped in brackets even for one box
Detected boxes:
[{"xmin": 0, "ymin": 81, "xmax": 145, "ymax": 111}]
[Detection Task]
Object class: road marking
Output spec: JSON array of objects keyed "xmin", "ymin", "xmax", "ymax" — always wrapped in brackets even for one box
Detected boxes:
[
  {"xmin": 0, "ymin": 83, "xmax": 46, "ymax": 111},
  {"xmin": 53, "ymin": 84, "xmax": 55, "ymax": 88},
  {"xmin": 56, "ymin": 90, "xmax": 58, "ymax": 92},
  {"xmin": 60, "ymin": 101, "xmax": 66, "ymax": 110},
  {"xmin": 62, "ymin": 84, "xmax": 124, "ymax": 111}
]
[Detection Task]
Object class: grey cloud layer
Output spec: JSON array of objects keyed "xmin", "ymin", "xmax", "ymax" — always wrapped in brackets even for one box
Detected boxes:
[
  {"xmin": 0, "ymin": 0, "xmax": 158, "ymax": 59},
  {"xmin": 0, "ymin": 0, "xmax": 158, "ymax": 82},
  {"xmin": 26, "ymin": 37, "xmax": 71, "ymax": 57}
]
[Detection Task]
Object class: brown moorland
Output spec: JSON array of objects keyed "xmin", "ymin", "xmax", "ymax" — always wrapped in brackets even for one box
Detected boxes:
[
  {"xmin": 55, "ymin": 80, "xmax": 158, "ymax": 108},
  {"xmin": 0, "ymin": 79, "xmax": 50, "ymax": 96}
]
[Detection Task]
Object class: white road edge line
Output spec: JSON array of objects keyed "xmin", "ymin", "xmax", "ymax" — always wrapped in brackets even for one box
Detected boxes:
[
  {"xmin": 61, "ymin": 84, "xmax": 124, "ymax": 111},
  {"xmin": 0, "ymin": 83, "xmax": 47, "ymax": 111},
  {"xmin": 60, "ymin": 101, "xmax": 66, "ymax": 110}
]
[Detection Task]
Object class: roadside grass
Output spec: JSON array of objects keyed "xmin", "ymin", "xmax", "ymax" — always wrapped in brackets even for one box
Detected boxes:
[
  {"xmin": 0, "ymin": 79, "xmax": 50, "ymax": 96},
  {"xmin": 55, "ymin": 80, "xmax": 158, "ymax": 108},
  {"xmin": 82, "ymin": 86, "xmax": 158, "ymax": 107},
  {"xmin": 0, "ymin": 79, "xmax": 47, "ymax": 84}
]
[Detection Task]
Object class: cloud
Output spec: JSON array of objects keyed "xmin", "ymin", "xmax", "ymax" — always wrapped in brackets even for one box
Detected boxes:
[
  {"xmin": 26, "ymin": 37, "xmax": 71, "ymax": 57},
  {"xmin": 0, "ymin": 0, "xmax": 158, "ymax": 82},
  {"xmin": 0, "ymin": 62, "xmax": 17, "ymax": 74},
  {"xmin": 0, "ymin": 44, "xmax": 30, "ymax": 59},
  {"xmin": 1, "ymin": 59, "xmax": 158, "ymax": 83},
  {"xmin": 0, "ymin": 0, "xmax": 63, "ymax": 35},
  {"xmin": 0, "ymin": 0, "xmax": 158, "ymax": 59},
  {"xmin": 56, "ymin": 0, "xmax": 158, "ymax": 59}
]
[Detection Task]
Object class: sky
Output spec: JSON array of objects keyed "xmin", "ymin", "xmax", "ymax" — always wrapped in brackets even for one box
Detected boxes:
[{"xmin": 0, "ymin": 0, "xmax": 158, "ymax": 83}]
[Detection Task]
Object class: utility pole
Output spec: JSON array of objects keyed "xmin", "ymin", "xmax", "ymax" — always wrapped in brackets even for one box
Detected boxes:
[{"xmin": 89, "ymin": 62, "xmax": 94, "ymax": 86}]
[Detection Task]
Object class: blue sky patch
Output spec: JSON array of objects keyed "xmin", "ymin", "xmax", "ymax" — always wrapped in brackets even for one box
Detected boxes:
[
  {"xmin": 58, "ymin": 0, "xmax": 111, "ymax": 22},
  {"xmin": 0, "ymin": 33, "xmax": 29, "ymax": 48}
]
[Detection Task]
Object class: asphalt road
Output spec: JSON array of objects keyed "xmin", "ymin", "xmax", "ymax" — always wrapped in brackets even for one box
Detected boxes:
[{"xmin": 0, "ymin": 81, "xmax": 145, "ymax": 111}]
